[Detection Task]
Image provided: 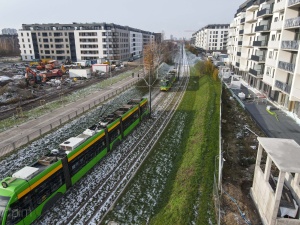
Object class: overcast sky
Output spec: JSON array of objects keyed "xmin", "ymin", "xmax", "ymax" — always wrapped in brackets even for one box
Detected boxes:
[{"xmin": 0, "ymin": 0, "xmax": 246, "ymax": 39}]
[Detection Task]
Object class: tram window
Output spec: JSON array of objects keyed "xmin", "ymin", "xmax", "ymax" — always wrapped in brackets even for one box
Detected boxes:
[
  {"xmin": 140, "ymin": 104, "xmax": 147, "ymax": 114},
  {"xmin": 108, "ymin": 126, "xmax": 121, "ymax": 142},
  {"xmin": 7, "ymin": 201, "xmax": 29, "ymax": 225},
  {"xmin": 69, "ymin": 137, "xmax": 106, "ymax": 176},
  {"xmin": 0, "ymin": 196, "xmax": 10, "ymax": 223},
  {"xmin": 123, "ymin": 111, "xmax": 139, "ymax": 130}
]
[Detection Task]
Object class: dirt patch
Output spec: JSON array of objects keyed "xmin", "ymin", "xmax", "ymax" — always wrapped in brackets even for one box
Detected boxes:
[{"xmin": 221, "ymin": 87, "xmax": 264, "ymax": 225}]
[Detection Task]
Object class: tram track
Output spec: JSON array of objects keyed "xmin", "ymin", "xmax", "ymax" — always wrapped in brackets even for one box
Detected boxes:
[
  {"xmin": 62, "ymin": 56, "xmax": 190, "ymax": 225},
  {"xmin": 33, "ymin": 53, "xmax": 190, "ymax": 225}
]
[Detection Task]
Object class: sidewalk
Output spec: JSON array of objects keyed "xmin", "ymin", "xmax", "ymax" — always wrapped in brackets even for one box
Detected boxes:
[
  {"xmin": 0, "ymin": 76, "xmax": 139, "ymax": 155},
  {"xmin": 224, "ymin": 79, "xmax": 300, "ymax": 145}
]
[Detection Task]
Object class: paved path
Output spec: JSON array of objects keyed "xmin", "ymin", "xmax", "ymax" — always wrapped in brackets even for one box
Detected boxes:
[
  {"xmin": 0, "ymin": 76, "xmax": 139, "ymax": 153},
  {"xmin": 226, "ymin": 81, "xmax": 300, "ymax": 145}
]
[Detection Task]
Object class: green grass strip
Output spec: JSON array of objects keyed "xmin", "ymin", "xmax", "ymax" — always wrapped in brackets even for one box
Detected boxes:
[{"xmin": 150, "ymin": 63, "xmax": 221, "ymax": 225}]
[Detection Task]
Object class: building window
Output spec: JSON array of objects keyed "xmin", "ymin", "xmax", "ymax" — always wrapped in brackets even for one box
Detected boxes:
[
  {"xmin": 65, "ymin": 38, "xmax": 68, "ymax": 42},
  {"xmin": 21, "ymin": 33, "xmax": 23, "ymax": 36},
  {"xmin": 25, "ymin": 56, "xmax": 27, "ymax": 59},
  {"xmin": 29, "ymin": 44, "xmax": 31, "ymax": 48},
  {"xmin": 24, "ymin": 50, "xmax": 26, "ymax": 53},
  {"xmin": 30, "ymin": 50, "xmax": 32, "ymax": 54}
]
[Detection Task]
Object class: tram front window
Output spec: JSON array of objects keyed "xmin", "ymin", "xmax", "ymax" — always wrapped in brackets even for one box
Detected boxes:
[
  {"xmin": 160, "ymin": 81, "xmax": 168, "ymax": 86},
  {"xmin": 0, "ymin": 196, "xmax": 9, "ymax": 224}
]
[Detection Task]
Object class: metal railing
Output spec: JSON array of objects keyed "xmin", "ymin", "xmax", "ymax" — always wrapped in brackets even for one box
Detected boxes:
[
  {"xmin": 288, "ymin": 0, "xmax": 300, "ymax": 6},
  {"xmin": 257, "ymin": 8, "xmax": 273, "ymax": 17},
  {"xmin": 278, "ymin": 61, "xmax": 295, "ymax": 72},
  {"xmin": 285, "ymin": 17, "xmax": 300, "ymax": 28},
  {"xmin": 253, "ymin": 40, "xmax": 268, "ymax": 47},
  {"xmin": 251, "ymin": 54, "xmax": 266, "ymax": 61},
  {"xmin": 249, "ymin": 68, "xmax": 264, "ymax": 76},
  {"xmin": 255, "ymin": 24, "xmax": 270, "ymax": 32},
  {"xmin": 0, "ymin": 80, "xmax": 138, "ymax": 157},
  {"xmin": 281, "ymin": 40, "xmax": 300, "ymax": 50},
  {"xmin": 275, "ymin": 80, "xmax": 291, "ymax": 94}
]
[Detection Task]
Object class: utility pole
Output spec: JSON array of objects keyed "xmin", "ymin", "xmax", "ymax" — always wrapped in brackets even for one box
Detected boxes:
[{"xmin": 149, "ymin": 68, "xmax": 152, "ymax": 118}]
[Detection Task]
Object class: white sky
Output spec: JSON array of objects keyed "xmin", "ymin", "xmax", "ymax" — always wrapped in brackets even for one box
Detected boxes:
[{"xmin": 0, "ymin": 0, "xmax": 246, "ymax": 39}]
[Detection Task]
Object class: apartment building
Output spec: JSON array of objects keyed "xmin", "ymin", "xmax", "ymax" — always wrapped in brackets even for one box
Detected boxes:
[
  {"xmin": 192, "ymin": 24, "xmax": 230, "ymax": 52},
  {"xmin": 228, "ymin": 0, "xmax": 300, "ymax": 119},
  {"xmin": 18, "ymin": 23, "xmax": 155, "ymax": 62}
]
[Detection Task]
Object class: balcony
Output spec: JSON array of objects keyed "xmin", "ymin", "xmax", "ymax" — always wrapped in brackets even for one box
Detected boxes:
[
  {"xmin": 271, "ymin": 20, "xmax": 283, "ymax": 30},
  {"xmin": 257, "ymin": 8, "xmax": 273, "ymax": 18},
  {"xmin": 268, "ymin": 40, "xmax": 280, "ymax": 49},
  {"xmin": 273, "ymin": 0, "xmax": 286, "ymax": 12},
  {"xmin": 281, "ymin": 40, "xmax": 300, "ymax": 51},
  {"xmin": 239, "ymin": 30, "xmax": 244, "ymax": 35},
  {"xmin": 240, "ymin": 64, "xmax": 249, "ymax": 71},
  {"xmin": 278, "ymin": 61, "xmax": 295, "ymax": 72},
  {"xmin": 246, "ymin": 14, "xmax": 257, "ymax": 23},
  {"xmin": 241, "ymin": 18, "xmax": 246, "ymax": 24},
  {"xmin": 288, "ymin": 0, "xmax": 300, "ymax": 7},
  {"xmin": 251, "ymin": 54, "xmax": 266, "ymax": 62},
  {"xmin": 247, "ymin": 1, "xmax": 259, "ymax": 11},
  {"xmin": 237, "ymin": 52, "xmax": 241, "ymax": 56},
  {"xmin": 253, "ymin": 40, "xmax": 268, "ymax": 47},
  {"xmin": 244, "ymin": 28, "xmax": 255, "ymax": 35},
  {"xmin": 238, "ymin": 41, "xmax": 243, "ymax": 46},
  {"xmin": 255, "ymin": 24, "xmax": 270, "ymax": 32},
  {"xmin": 249, "ymin": 68, "xmax": 264, "ymax": 77},
  {"xmin": 285, "ymin": 17, "xmax": 300, "ymax": 29},
  {"xmin": 236, "ymin": 62, "xmax": 240, "ymax": 67},
  {"xmin": 230, "ymin": 22, "xmax": 237, "ymax": 28},
  {"xmin": 265, "ymin": 57, "xmax": 277, "ymax": 67},
  {"xmin": 275, "ymin": 80, "xmax": 291, "ymax": 94}
]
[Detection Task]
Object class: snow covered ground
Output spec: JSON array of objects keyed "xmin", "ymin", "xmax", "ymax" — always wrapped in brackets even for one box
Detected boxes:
[{"xmin": 0, "ymin": 88, "xmax": 145, "ymax": 181}]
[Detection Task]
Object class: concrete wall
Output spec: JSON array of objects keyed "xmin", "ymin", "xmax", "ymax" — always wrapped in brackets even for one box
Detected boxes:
[{"xmin": 251, "ymin": 166, "xmax": 276, "ymax": 225}]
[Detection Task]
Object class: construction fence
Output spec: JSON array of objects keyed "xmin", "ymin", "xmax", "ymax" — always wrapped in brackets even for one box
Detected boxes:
[{"xmin": 0, "ymin": 80, "xmax": 138, "ymax": 157}]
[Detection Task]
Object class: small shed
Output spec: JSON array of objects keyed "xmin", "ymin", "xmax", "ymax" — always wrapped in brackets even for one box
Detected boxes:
[{"xmin": 251, "ymin": 137, "xmax": 300, "ymax": 225}]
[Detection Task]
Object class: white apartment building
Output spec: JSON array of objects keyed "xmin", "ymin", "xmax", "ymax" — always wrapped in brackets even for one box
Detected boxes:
[
  {"xmin": 18, "ymin": 23, "xmax": 155, "ymax": 62},
  {"xmin": 192, "ymin": 24, "xmax": 229, "ymax": 51},
  {"xmin": 228, "ymin": 0, "xmax": 300, "ymax": 119}
]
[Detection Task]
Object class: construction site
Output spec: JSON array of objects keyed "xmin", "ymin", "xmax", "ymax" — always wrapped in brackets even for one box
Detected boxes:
[{"xmin": 0, "ymin": 57, "xmax": 134, "ymax": 120}]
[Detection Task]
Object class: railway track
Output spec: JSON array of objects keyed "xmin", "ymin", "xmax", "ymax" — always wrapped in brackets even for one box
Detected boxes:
[
  {"xmin": 32, "ymin": 53, "xmax": 190, "ymax": 225},
  {"xmin": 58, "ymin": 56, "xmax": 190, "ymax": 225}
]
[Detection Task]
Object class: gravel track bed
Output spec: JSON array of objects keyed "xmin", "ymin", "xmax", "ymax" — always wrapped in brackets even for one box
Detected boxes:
[{"xmin": 35, "ymin": 70, "xmax": 188, "ymax": 225}]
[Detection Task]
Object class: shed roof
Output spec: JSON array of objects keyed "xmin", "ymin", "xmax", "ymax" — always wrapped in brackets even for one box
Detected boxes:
[{"xmin": 258, "ymin": 137, "xmax": 300, "ymax": 173}]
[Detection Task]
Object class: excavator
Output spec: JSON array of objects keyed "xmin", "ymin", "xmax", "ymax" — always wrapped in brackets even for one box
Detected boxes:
[{"xmin": 25, "ymin": 67, "xmax": 46, "ymax": 86}]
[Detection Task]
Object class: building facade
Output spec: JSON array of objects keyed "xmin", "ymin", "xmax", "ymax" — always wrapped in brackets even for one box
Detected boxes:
[
  {"xmin": 18, "ymin": 23, "xmax": 155, "ymax": 62},
  {"xmin": 228, "ymin": 0, "xmax": 300, "ymax": 119},
  {"xmin": 192, "ymin": 24, "xmax": 230, "ymax": 52}
]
